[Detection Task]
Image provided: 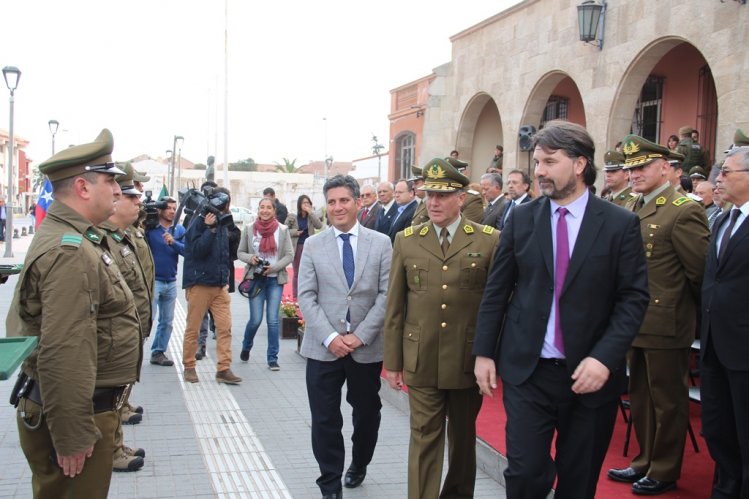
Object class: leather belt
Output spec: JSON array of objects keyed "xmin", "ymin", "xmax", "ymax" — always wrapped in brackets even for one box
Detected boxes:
[
  {"xmin": 538, "ymin": 358, "xmax": 567, "ymax": 366},
  {"xmin": 25, "ymin": 382, "xmax": 128, "ymax": 413}
]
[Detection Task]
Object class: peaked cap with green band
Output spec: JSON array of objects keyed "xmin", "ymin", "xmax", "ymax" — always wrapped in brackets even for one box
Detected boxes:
[
  {"xmin": 124, "ymin": 162, "xmax": 150, "ymax": 182},
  {"xmin": 444, "ymin": 156, "xmax": 469, "ymax": 172},
  {"xmin": 115, "ymin": 166, "xmax": 141, "ymax": 196},
  {"xmin": 38, "ymin": 128, "xmax": 125, "ymax": 182},
  {"xmin": 621, "ymin": 134, "xmax": 671, "ymax": 169},
  {"xmin": 689, "ymin": 166, "xmax": 707, "ymax": 179},
  {"xmin": 419, "ymin": 158, "xmax": 470, "ymax": 192},
  {"xmin": 734, "ymin": 129, "xmax": 749, "ymax": 147},
  {"xmin": 603, "ymin": 150, "xmax": 625, "ymax": 171},
  {"xmin": 409, "ymin": 165, "xmax": 424, "ymax": 181}
]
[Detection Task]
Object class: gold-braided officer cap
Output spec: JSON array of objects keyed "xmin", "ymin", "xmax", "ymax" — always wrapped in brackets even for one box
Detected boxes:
[
  {"xmin": 621, "ymin": 135, "xmax": 671, "ymax": 169},
  {"xmin": 38, "ymin": 129, "xmax": 125, "ymax": 182},
  {"xmin": 603, "ymin": 150, "xmax": 625, "ymax": 171},
  {"xmin": 408, "ymin": 165, "xmax": 424, "ymax": 181},
  {"xmin": 419, "ymin": 158, "xmax": 470, "ymax": 192}
]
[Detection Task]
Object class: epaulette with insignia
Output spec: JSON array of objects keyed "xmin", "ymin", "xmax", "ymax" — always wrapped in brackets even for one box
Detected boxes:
[
  {"xmin": 110, "ymin": 232, "xmax": 124, "ymax": 243},
  {"xmin": 60, "ymin": 233, "xmax": 82, "ymax": 248},
  {"xmin": 404, "ymin": 226, "xmax": 414, "ymax": 237},
  {"xmin": 656, "ymin": 196, "xmax": 667, "ymax": 206},
  {"xmin": 482, "ymin": 225, "xmax": 495, "ymax": 235},
  {"xmin": 673, "ymin": 196, "xmax": 690, "ymax": 206},
  {"xmin": 419, "ymin": 226, "xmax": 430, "ymax": 236},
  {"xmin": 463, "ymin": 224, "xmax": 474, "ymax": 234}
]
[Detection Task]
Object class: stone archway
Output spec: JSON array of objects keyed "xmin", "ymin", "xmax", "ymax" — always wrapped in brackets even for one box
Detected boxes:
[{"xmin": 455, "ymin": 92, "xmax": 502, "ymax": 183}]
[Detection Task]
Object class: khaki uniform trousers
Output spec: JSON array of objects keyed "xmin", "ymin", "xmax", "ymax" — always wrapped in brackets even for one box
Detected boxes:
[
  {"xmin": 183, "ymin": 284, "xmax": 233, "ymax": 371},
  {"xmin": 17, "ymin": 398, "xmax": 119, "ymax": 499},
  {"xmin": 407, "ymin": 385, "xmax": 483, "ymax": 499}
]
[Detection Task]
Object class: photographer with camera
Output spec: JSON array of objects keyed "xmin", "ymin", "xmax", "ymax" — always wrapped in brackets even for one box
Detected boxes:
[
  {"xmin": 182, "ymin": 187, "xmax": 242, "ymax": 384},
  {"xmin": 237, "ymin": 197, "xmax": 294, "ymax": 370},
  {"xmin": 145, "ymin": 196, "xmax": 185, "ymax": 367}
]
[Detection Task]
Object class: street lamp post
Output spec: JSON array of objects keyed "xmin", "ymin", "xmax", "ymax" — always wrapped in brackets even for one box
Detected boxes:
[
  {"xmin": 3, "ymin": 66, "xmax": 21, "ymax": 258},
  {"xmin": 169, "ymin": 135, "xmax": 183, "ymax": 195},
  {"xmin": 48, "ymin": 119, "xmax": 59, "ymax": 155}
]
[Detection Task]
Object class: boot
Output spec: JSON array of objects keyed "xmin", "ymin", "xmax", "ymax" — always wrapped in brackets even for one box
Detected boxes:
[
  {"xmin": 113, "ymin": 449, "xmax": 145, "ymax": 472},
  {"xmin": 195, "ymin": 344, "xmax": 206, "ymax": 361}
]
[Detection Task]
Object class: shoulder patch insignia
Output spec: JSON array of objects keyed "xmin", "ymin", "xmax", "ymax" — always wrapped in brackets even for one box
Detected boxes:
[
  {"xmin": 464, "ymin": 224, "xmax": 475, "ymax": 234},
  {"xmin": 419, "ymin": 226, "xmax": 430, "ymax": 236},
  {"xmin": 60, "ymin": 233, "xmax": 82, "ymax": 247},
  {"xmin": 111, "ymin": 232, "xmax": 123, "ymax": 243},
  {"xmin": 656, "ymin": 196, "xmax": 667, "ymax": 206},
  {"xmin": 404, "ymin": 226, "xmax": 414, "ymax": 237},
  {"xmin": 673, "ymin": 196, "xmax": 690, "ymax": 206},
  {"xmin": 482, "ymin": 225, "xmax": 495, "ymax": 235},
  {"xmin": 84, "ymin": 229, "xmax": 102, "ymax": 243}
]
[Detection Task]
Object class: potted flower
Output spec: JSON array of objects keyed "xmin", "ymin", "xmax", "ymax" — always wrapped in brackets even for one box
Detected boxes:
[{"xmin": 280, "ymin": 297, "xmax": 300, "ymax": 339}]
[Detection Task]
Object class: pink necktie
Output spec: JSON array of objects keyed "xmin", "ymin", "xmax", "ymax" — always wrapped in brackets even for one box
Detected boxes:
[{"xmin": 554, "ymin": 207, "xmax": 569, "ymax": 354}]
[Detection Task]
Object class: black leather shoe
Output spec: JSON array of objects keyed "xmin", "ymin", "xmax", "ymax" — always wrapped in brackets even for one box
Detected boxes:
[
  {"xmin": 608, "ymin": 467, "xmax": 646, "ymax": 483},
  {"xmin": 632, "ymin": 477, "xmax": 677, "ymax": 495},
  {"xmin": 344, "ymin": 464, "xmax": 367, "ymax": 488},
  {"xmin": 321, "ymin": 492, "xmax": 342, "ymax": 499}
]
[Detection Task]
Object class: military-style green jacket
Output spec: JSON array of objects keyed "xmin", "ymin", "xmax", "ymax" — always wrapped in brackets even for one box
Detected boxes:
[
  {"xmin": 384, "ymin": 218, "xmax": 500, "ymax": 389},
  {"xmin": 411, "ymin": 199, "xmax": 429, "ymax": 226},
  {"xmin": 6, "ymin": 201, "xmax": 140, "ymax": 456},
  {"xmin": 608, "ymin": 186, "xmax": 633, "ymax": 207},
  {"xmin": 127, "ymin": 224, "xmax": 155, "ymax": 300},
  {"xmin": 461, "ymin": 190, "xmax": 484, "ymax": 223},
  {"xmin": 628, "ymin": 185, "xmax": 709, "ymax": 349},
  {"xmin": 100, "ymin": 221, "xmax": 152, "ymax": 348}
]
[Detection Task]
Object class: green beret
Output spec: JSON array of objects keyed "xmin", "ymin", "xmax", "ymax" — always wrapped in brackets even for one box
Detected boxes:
[
  {"xmin": 38, "ymin": 129, "xmax": 124, "ymax": 182},
  {"xmin": 622, "ymin": 135, "xmax": 671, "ymax": 169},
  {"xmin": 678, "ymin": 126, "xmax": 695, "ymax": 136},
  {"xmin": 420, "ymin": 158, "xmax": 470, "ymax": 192},
  {"xmin": 408, "ymin": 165, "xmax": 424, "ymax": 181},
  {"xmin": 734, "ymin": 128, "xmax": 749, "ymax": 147},
  {"xmin": 603, "ymin": 150, "xmax": 625, "ymax": 171},
  {"xmin": 689, "ymin": 166, "xmax": 707, "ymax": 179}
]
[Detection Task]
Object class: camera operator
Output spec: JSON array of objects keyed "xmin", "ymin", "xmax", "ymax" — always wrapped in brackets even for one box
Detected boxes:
[
  {"xmin": 145, "ymin": 196, "xmax": 185, "ymax": 367},
  {"xmin": 182, "ymin": 187, "xmax": 242, "ymax": 385}
]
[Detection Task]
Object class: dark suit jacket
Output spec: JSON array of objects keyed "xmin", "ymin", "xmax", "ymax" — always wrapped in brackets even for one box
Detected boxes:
[
  {"xmin": 358, "ymin": 202, "xmax": 381, "ymax": 230},
  {"xmin": 497, "ymin": 195, "xmax": 531, "ymax": 230},
  {"xmin": 701, "ymin": 210, "xmax": 749, "ymax": 370},
  {"xmin": 375, "ymin": 202, "xmax": 398, "ymax": 235},
  {"xmin": 387, "ymin": 201, "xmax": 417, "ymax": 242},
  {"xmin": 481, "ymin": 197, "xmax": 507, "ymax": 228},
  {"xmin": 473, "ymin": 195, "xmax": 650, "ymax": 407}
]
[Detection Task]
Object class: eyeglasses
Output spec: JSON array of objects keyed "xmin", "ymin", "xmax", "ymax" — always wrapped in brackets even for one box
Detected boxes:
[{"xmin": 719, "ymin": 167, "xmax": 749, "ymax": 176}]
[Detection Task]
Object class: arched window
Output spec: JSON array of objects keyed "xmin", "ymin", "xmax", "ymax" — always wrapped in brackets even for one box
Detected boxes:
[{"xmin": 396, "ymin": 133, "xmax": 416, "ymax": 180}]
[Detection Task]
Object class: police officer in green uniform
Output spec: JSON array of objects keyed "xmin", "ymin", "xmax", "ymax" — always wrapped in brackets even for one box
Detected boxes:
[
  {"xmin": 6, "ymin": 129, "xmax": 141, "ymax": 499},
  {"xmin": 608, "ymin": 135, "xmax": 709, "ymax": 495},
  {"xmin": 445, "ymin": 157, "xmax": 484, "ymax": 223},
  {"xmin": 603, "ymin": 149, "xmax": 632, "ymax": 206},
  {"xmin": 99, "ymin": 171, "xmax": 152, "ymax": 472},
  {"xmin": 409, "ymin": 165, "xmax": 429, "ymax": 226},
  {"xmin": 384, "ymin": 158, "xmax": 500, "ymax": 498}
]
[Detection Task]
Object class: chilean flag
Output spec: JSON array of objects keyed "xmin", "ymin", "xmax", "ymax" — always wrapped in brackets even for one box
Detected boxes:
[{"xmin": 35, "ymin": 178, "xmax": 54, "ymax": 229}]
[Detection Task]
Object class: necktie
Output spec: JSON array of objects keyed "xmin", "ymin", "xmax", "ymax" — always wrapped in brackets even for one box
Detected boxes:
[
  {"xmin": 363, "ymin": 207, "xmax": 369, "ymax": 219},
  {"xmin": 502, "ymin": 201, "xmax": 515, "ymax": 229},
  {"xmin": 634, "ymin": 196, "xmax": 645, "ymax": 211},
  {"xmin": 554, "ymin": 207, "xmax": 570, "ymax": 355},
  {"xmin": 484, "ymin": 202, "xmax": 492, "ymax": 216},
  {"xmin": 440, "ymin": 227, "xmax": 450, "ymax": 256},
  {"xmin": 340, "ymin": 233, "xmax": 355, "ymax": 324},
  {"xmin": 718, "ymin": 209, "xmax": 741, "ymax": 262}
]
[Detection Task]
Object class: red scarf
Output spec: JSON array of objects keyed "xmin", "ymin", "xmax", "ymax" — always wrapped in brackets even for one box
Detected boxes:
[{"xmin": 254, "ymin": 217, "xmax": 279, "ymax": 256}]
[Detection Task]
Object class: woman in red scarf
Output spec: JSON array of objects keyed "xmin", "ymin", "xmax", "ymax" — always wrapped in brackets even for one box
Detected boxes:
[{"xmin": 237, "ymin": 198, "xmax": 294, "ymax": 370}]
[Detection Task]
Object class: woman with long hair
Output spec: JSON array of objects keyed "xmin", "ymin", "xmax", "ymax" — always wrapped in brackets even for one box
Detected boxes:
[
  {"xmin": 285, "ymin": 194, "xmax": 322, "ymax": 297},
  {"xmin": 237, "ymin": 197, "xmax": 294, "ymax": 370},
  {"xmin": 667, "ymin": 134, "xmax": 679, "ymax": 152}
]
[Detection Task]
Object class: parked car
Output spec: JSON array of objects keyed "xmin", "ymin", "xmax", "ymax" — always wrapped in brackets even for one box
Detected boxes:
[{"xmin": 230, "ymin": 206, "xmax": 256, "ymax": 226}]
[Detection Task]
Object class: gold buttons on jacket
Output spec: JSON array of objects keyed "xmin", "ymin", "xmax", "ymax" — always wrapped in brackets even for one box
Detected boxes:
[
  {"xmin": 442, "ymin": 284, "xmax": 448, "ymax": 290},
  {"xmin": 471, "ymin": 262, "xmax": 476, "ymax": 268},
  {"xmin": 442, "ymin": 265, "xmax": 448, "ymax": 271},
  {"xmin": 441, "ymin": 322, "xmax": 447, "ymax": 328},
  {"xmin": 441, "ymin": 304, "xmax": 447, "ymax": 310},
  {"xmin": 654, "ymin": 299, "xmax": 660, "ymax": 304}
]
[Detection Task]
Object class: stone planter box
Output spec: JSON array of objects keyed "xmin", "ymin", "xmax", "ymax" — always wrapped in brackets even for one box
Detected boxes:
[{"xmin": 281, "ymin": 316, "xmax": 299, "ymax": 340}]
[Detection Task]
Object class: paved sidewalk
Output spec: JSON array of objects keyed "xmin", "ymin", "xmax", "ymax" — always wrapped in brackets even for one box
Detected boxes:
[{"xmin": 0, "ymin": 220, "xmax": 507, "ymax": 498}]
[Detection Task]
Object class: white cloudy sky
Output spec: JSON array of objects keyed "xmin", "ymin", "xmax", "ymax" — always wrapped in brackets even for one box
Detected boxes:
[{"xmin": 1, "ymin": 0, "xmax": 520, "ymax": 168}]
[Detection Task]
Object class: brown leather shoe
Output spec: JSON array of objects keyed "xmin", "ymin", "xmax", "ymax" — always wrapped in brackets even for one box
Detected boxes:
[
  {"xmin": 216, "ymin": 369, "xmax": 242, "ymax": 385},
  {"xmin": 184, "ymin": 368, "xmax": 199, "ymax": 383}
]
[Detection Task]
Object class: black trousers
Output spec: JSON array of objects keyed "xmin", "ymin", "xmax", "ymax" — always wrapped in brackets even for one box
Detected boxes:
[
  {"xmin": 503, "ymin": 360, "xmax": 618, "ymax": 499},
  {"xmin": 306, "ymin": 356, "xmax": 383, "ymax": 495},
  {"xmin": 701, "ymin": 341, "xmax": 749, "ymax": 499}
]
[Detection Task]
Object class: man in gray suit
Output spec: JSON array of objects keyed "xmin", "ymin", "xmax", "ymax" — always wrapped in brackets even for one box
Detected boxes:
[
  {"xmin": 299, "ymin": 175, "xmax": 393, "ymax": 499},
  {"xmin": 480, "ymin": 172, "xmax": 506, "ymax": 227}
]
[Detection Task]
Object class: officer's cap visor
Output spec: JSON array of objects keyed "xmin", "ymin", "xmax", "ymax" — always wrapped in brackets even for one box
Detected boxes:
[{"xmin": 84, "ymin": 162, "xmax": 126, "ymax": 176}]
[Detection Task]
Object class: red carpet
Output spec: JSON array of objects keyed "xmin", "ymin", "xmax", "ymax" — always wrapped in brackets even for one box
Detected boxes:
[{"xmin": 476, "ymin": 380, "xmax": 714, "ymax": 498}]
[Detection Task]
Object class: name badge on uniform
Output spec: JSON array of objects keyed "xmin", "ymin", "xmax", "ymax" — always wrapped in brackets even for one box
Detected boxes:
[
  {"xmin": 120, "ymin": 247, "xmax": 132, "ymax": 257},
  {"xmin": 101, "ymin": 253, "xmax": 113, "ymax": 266}
]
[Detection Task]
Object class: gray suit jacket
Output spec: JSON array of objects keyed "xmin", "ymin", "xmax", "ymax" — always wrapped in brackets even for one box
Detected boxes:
[
  {"xmin": 298, "ymin": 224, "xmax": 392, "ymax": 363},
  {"xmin": 481, "ymin": 197, "xmax": 507, "ymax": 227}
]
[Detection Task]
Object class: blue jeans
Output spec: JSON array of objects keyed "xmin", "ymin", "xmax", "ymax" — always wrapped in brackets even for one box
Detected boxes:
[
  {"xmin": 242, "ymin": 277, "xmax": 282, "ymax": 363},
  {"xmin": 151, "ymin": 280, "xmax": 177, "ymax": 355}
]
